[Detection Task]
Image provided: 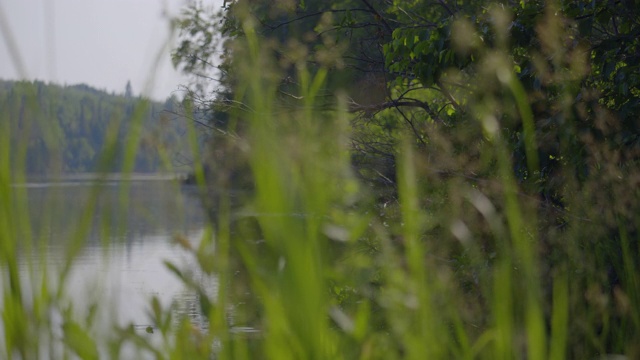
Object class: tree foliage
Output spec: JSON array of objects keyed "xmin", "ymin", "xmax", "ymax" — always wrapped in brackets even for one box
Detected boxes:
[
  {"xmin": 169, "ymin": 0, "xmax": 640, "ymax": 356},
  {"xmin": 173, "ymin": 0, "xmax": 638, "ymax": 177},
  {"xmin": 0, "ymin": 79, "xmax": 189, "ymax": 174}
]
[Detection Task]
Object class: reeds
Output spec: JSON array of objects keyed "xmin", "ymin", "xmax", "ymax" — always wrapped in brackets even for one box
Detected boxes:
[{"xmin": 2, "ymin": 2, "xmax": 639, "ymax": 359}]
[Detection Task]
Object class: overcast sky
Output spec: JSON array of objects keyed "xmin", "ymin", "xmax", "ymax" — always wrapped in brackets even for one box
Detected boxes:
[{"xmin": 0, "ymin": 0, "xmax": 221, "ymax": 100}]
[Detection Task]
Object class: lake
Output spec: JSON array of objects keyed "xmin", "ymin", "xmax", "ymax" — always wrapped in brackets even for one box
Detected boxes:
[{"xmin": 1, "ymin": 176, "xmax": 214, "ymax": 355}]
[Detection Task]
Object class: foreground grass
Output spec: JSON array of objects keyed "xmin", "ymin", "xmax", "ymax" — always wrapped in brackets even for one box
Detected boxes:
[
  {"xmin": 130, "ymin": 11, "xmax": 637, "ymax": 359},
  {"xmin": 2, "ymin": 4, "xmax": 639, "ymax": 360}
]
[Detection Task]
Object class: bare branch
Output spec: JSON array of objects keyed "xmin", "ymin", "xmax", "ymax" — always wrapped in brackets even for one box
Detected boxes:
[
  {"xmin": 256, "ymin": 8, "xmax": 373, "ymax": 32},
  {"xmin": 436, "ymin": 79, "xmax": 464, "ymax": 113},
  {"xmin": 348, "ymin": 98, "xmax": 445, "ymax": 123},
  {"xmin": 359, "ymin": 0, "xmax": 393, "ymax": 33},
  {"xmin": 395, "ymin": 105, "xmax": 427, "ymax": 147},
  {"xmin": 437, "ymin": 0, "xmax": 455, "ymax": 17}
]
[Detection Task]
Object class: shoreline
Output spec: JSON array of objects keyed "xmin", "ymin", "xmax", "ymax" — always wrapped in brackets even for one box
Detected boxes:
[{"xmin": 12, "ymin": 172, "xmax": 189, "ymax": 186}]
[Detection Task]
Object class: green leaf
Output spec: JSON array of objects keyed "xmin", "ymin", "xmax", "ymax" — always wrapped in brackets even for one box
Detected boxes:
[
  {"xmin": 382, "ymin": 43, "xmax": 390, "ymax": 55},
  {"xmin": 392, "ymin": 39, "xmax": 401, "ymax": 51},
  {"xmin": 413, "ymin": 40, "xmax": 430, "ymax": 55},
  {"xmin": 63, "ymin": 321, "xmax": 99, "ymax": 360}
]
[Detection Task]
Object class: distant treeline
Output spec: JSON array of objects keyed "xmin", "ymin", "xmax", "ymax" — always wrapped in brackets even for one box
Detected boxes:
[{"xmin": 0, "ymin": 79, "xmax": 190, "ymax": 174}]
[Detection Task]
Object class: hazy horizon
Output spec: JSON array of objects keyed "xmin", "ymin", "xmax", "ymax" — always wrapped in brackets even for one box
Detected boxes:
[{"xmin": 0, "ymin": 0, "xmax": 223, "ymax": 101}]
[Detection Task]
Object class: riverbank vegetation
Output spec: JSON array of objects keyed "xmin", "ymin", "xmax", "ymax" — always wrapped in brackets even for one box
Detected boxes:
[
  {"xmin": 2, "ymin": 0, "xmax": 639, "ymax": 358},
  {"xmin": 163, "ymin": 0, "xmax": 640, "ymax": 358}
]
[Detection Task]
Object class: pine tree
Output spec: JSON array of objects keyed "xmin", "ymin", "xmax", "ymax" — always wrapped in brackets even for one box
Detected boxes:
[{"xmin": 125, "ymin": 80, "xmax": 133, "ymax": 98}]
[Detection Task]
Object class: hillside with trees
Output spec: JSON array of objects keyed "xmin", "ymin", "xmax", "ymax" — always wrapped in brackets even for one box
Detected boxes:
[{"xmin": 0, "ymin": 79, "xmax": 191, "ymax": 175}]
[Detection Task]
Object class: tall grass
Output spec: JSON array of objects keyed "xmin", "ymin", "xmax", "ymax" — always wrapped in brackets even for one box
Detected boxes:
[
  {"xmin": 2, "ymin": 2, "xmax": 639, "ymax": 359},
  {"xmin": 158, "ymin": 5, "xmax": 636, "ymax": 359},
  {"xmin": 135, "ymin": 9, "xmax": 575, "ymax": 359}
]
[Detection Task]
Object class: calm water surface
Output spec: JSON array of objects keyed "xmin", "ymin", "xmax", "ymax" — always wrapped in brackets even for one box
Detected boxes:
[{"xmin": 3, "ymin": 177, "xmax": 213, "ymax": 343}]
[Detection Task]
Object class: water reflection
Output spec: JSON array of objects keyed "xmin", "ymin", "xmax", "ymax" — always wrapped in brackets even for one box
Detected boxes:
[{"xmin": 5, "ymin": 178, "xmax": 211, "ymax": 332}]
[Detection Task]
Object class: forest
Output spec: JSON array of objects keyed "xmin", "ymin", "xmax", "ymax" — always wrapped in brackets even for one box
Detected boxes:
[{"xmin": 0, "ymin": 79, "xmax": 190, "ymax": 174}]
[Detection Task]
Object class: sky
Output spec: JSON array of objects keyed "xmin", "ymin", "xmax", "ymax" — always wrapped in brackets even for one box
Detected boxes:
[{"xmin": 0, "ymin": 0, "xmax": 221, "ymax": 101}]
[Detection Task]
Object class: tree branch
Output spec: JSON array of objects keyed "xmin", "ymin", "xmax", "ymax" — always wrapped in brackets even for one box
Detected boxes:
[
  {"xmin": 395, "ymin": 105, "xmax": 427, "ymax": 147},
  {"xmin": 359, "ymin": 0, "xmax": 393, "ymax": 33},
  {"xmin": 348, "ymin": 98, "xmax": 445, "ymax": 123},
  {"xmin": 257, "ymin": 8, "xmax": 373, "ymax": 31},
  {"xmin": 436, "ymin": 79, "xmax": 464, "ymax": 113}
]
